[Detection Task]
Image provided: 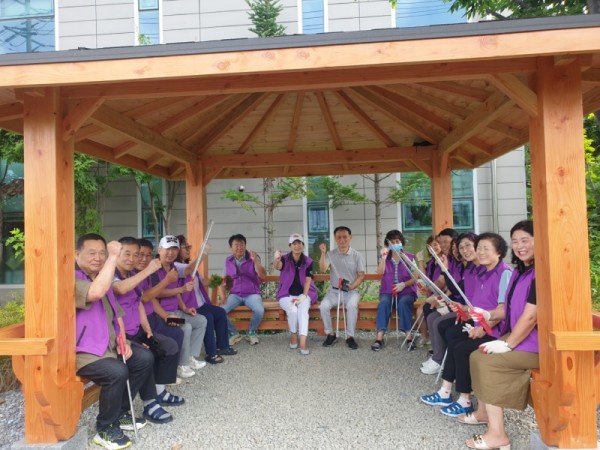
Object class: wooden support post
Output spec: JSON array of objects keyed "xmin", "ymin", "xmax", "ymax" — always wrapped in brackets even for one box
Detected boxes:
[
  {"xmin": 185, "ymin": 160, "xmax": 208, "ymax": 276},
  {"xmin": 529, "ymin": 57, "xmax": 597, "ymax": 448},
  {"xmin": 22, "ymin": 88, "xmax": 83, "ymax": 442},
  {"xmin": 431, "ymin": 152, "xmax": 453, "ymax": 232}
]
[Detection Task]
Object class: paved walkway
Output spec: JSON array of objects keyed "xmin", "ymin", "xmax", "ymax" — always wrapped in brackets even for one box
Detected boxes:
[{"xmin": 72, "ymin": 332, "xmax": 538, "ymax": 450}]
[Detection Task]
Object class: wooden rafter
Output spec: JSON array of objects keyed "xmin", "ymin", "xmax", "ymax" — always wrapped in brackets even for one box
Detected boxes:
[
  {"xmin": 335, "ymin": 90, "xmax": 395, "ymax": 147},
  {"xmin": 351, "ymin": 86, "xmax": 443, "ymax": 144},
  {"xmin": 582, "ymin": 68, "xmax": 600, "ymax": 84},
  {"xmin": 195, "ymin": 93, "xmax": 269, "ymax": 155},
  {"xmin": 417, "ymin": 81, "xmax": 490, "ymax": 101},
  {"xmin": 287, "ymin": 92, "xmax": 304, "ymax": 152},
  {"xmin": 0, "ymin": 102, "xmax": 23, "ymax": 121},
  {"xmin": 62, "ymin": 97, "xmax": 104, "ymax": 141},
  {"xmin": 90, "ymin": 105, "xmax": 196, "ymax": 164},
  {"xmin": 438, "ymin": 92, "xmax": 513, "ymax": 155},
  {"xmin": 122, "ymin": 97, "xmax": 191, "ymax": 119},
  {"xmin": 74, "ymin": 124, "xmax": 104, "ymax": 142},
  {"xmin": 237, "ymin": 94, "xmax": 285, "ymax": 155},
  {"xmin": 489, "ymin": 73, "xmax": 538, "ymax": 117},
  {"xmin": 315, "ymin": 92, "xmax": 342, "ymax": 150},
  {"xmin": 390, "ymin": 84, "xmax": 470, "ymax": 119}
]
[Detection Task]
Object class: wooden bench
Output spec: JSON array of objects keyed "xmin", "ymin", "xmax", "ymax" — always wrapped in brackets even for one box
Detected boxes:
[
  {"xmin": 212, "ymin": 273, "xmax": 424, "ymax": 335},
  {"xmin": 0, "ymin": 323, "xmax": 100, "ymax": 411}
]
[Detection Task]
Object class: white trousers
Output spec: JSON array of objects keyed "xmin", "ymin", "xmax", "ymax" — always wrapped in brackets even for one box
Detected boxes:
[
  {"xmin": 279, "ymin": 296, "xmax": 311, "ymax": 336},
  {"xmin": 319, "ymin": 289, "xmax": 359, "ymax": 337}
]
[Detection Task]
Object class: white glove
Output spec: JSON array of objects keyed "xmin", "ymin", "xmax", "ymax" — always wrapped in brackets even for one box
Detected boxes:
[
  {"xmin": 479, "ymin": 340, "xmax": 512, "ymax": 354},
  {"xmin": 462, "ymin": 323, "xmax": 474, "ymax": 333},
  {"xmin": 274, "ymin": 250, "xmax": 282, "ymax": 261},
  {"xmin": 416, "ymin": 279, "xmax": 426, "ymax": 289},
  {"xmin": 297, "ymin": 294, "xmax": 307, "ymax": 303},
  {"xmin": 393, "ymin": 282, "xmax": 406, "ymax": 293},
  {"xmin": 470, "ymin": 306, "xmax": 491, "ymax": 322},
  {"xmin": 380, "ymin": 247, "xmax": 389, "ymax": 259},
  {"xmin": 416, "ymin": 250, "xmax": 424, "ymax": 262}
]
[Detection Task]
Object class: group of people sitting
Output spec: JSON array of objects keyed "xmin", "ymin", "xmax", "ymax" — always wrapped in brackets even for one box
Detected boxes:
[{"xmin": 75, "ymin": 219, "xmax": 536, "ymax": 450}]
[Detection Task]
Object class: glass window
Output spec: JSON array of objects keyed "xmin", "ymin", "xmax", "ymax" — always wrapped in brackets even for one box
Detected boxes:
[
  {"xmin": 0, "ymin": 0, "xmax": 54, "ymax": 54},
  {"xmin": 401, "ymin": 170, "xmax": 474, "ymax": 232},
  {"xmin": 141, "ymin": 177, "xmax": 164, "ymax": 239},
  {"xmin": 306, "ymin": 177, "xmax": 330, "ymax": 262},
  {"xmin": 395, "ymin": 0, "xmax": 466, "ymax": 28},
  {"xmin": 302, "ymin": 0, "xmax": 324, "ymax": 34},
  {"xmin": 138, "ymin": 1, "xmax": 159, "ymax": 45},
  {"xmin": 0, "ymin": 159, "xmax": 24, "ymax": 284}
]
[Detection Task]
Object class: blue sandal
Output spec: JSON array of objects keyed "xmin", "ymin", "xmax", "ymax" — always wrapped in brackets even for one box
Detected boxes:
[
  {"xmin": 440, "ymin": 401, "xmax": 474, "ymax": 417},
  {"xmin": 420, "ymin": 392, "xmax": 453, "ymax": 406},
  {"xmin": 157, "ymin": 389, "xmax": 185, "ymax": 406},
  {"xmin": 143, "ymin": 400, "xmax": 173, "ymax": 424}
]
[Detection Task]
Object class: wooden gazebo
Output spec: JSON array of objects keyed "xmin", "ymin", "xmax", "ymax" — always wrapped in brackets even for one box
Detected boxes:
[{"xmin": 0, "ymin": 15, "xmax": 600, "ymax": 447}]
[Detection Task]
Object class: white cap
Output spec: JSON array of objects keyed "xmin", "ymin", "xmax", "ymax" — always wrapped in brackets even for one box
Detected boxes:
[
  {"xmin": 159, "ymin": 235, "xmax": 179, "ymax": 249},
  {"xmin": 288, "ymin": 233, "xmax": 304, "ymax": 245}
]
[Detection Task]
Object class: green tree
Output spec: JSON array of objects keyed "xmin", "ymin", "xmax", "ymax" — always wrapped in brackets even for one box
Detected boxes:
[
  {"xmin": 246, "ymin": 0, "xmax": 286, "ymax": 37},
  {"xmin": 0, "ymin": 131, "xmax": 24, "ymax": 261},
  {"xmin": 74, "ymin": 154, "xmax": 114, "ymax": 235},
  {"xmin": 222, "ymin": 178, "xmax": 310, "ymax": 273}
]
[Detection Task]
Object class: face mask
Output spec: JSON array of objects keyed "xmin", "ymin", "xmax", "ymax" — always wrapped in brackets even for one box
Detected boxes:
[{"xmin": 390, "ymin": 243, "xmax": 403, "ymax": 253}]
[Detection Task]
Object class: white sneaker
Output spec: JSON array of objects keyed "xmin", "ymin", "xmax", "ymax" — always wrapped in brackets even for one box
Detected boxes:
[
  {"xmin": 177, "ymin": 365, "xmax": 195, "ymax": 378},
  {"xmin": 420, "ymin": 359, "xmax": 442, "ymax": 375},
  {"xmin": 421, "ymin": 357, "xmax": 433, "ymax": 367},
  {"xmin": 229, "ymin": 334, "xmax": 242, "ymax": 346},
  {"xmin": 189, "ymin": 357, "xmax": 207, "ymax": 370},
  {"xmin": 246, "ymin": 333, "xmax": 259, "ymax": 345}
]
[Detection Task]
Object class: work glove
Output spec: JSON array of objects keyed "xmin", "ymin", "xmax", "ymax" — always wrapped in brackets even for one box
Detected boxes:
[
  {"xmin": 392, "ymin": 282, "xmax": 406, "ymax": 294},
  {"xmin": 380, "ymin": 248, "xmax": 389, "ymax": 259},
  {"xmin": 479, "ymin": 340, "xmax": 512, "ymax": 354},
  {"xmin": 462, "ymin": 323, "xmax": 474, "ymax": 333},
  {"xmin": 469, "ymin": 306, "xmax": 491, "ymax": 322},
  {"xmin": 274, "ymin": 249, "xmax": 282, "ymax": 261}
]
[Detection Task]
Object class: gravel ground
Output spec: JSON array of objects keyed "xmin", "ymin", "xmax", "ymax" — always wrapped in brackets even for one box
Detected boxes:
[{"xmin": 0, "ymin": 332, "xmax": 576, "ymax": 450}]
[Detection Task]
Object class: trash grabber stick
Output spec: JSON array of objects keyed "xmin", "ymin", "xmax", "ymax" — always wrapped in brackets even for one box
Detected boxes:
[
  {"xmin": 336, "ymin": 283, "xmax": 341, "ymax": 336},
  {"xmin": 117, "ymin": 334, "xmax": 138, "ymax": 442},
  {"xmin": 190, "ymin": 220, "xmax": 215, "ymax": 280},
  {"xmin": 426, "ymin": 245, "xmax": 493, "ymax": 335},
  {"xmin": 391, "ymin": 293, "xmax": 399, "ymax": 344},
  {"xmin": 436, "ymin": 349, "xmax": 448, "ymax": 383}
]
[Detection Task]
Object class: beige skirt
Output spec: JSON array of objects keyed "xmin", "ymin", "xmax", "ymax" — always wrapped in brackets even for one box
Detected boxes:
[{"xmin": 470, "ymin": 344, "xmax": 539, "ymax": 410}]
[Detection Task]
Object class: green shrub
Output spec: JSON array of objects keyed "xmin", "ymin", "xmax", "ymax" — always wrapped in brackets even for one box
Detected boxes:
[{"xmin": 0, "ymin": 298, "xmax": 24, "ymax": 393}]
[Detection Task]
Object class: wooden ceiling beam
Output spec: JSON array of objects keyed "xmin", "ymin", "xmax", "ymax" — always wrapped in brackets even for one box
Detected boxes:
[
  {"xmin": 180, "ymin": 94, "xmax": 245, "ymax": 146},
  {"xmin": 146, "ymin": 153, "xmax": 164, "ymax": 169},
  {"xmin": 315, "ymin": 92, "xmax": 342, "ymax": 150},
  {"xmin": 90, "ymin": 105, "xmax": 196, "ymax": 164},
  {"xmin": 195, "ymin": 92, "xmax": 269, "ymax": 155},
  {"xmin": 60, "ymin": 58, "xmax": 537, "ymax": 100},
  {"xmin": 237, "ymin": 94, "xmax": 285, "ymax": 154},
  {"xmin": 582, "ymin": 68, "xmax": 600, "ymax": 84},
  {"xmin": 439, "ymin": 92, "xmax": 513, "ymax": 155},
  {"xmin": 0, "ymin": 102, "xmax": 23, "ymax": 121},
  {"xmin": 487, "ymin": 121, "xmax": 528, "ymax": 141},
  {"xmin": 410, "ymin": 159, "xmax": 432, "ymax": 177},
  {"xmin": 287, "ymin": 92, "xmax": 304, "ymax": 152},
  {"xmin": 391, "ymin": 84, "xmax": 470, "ymax": 119},
  {"xmin": 335, "ymin": 90, "xmax": 395, "ymax": 147},
  {"xmin": 76, "ymin": 139, "xmax": 171, "ymax": 178},
  {"xmin": 62, "ymin": 97, "xmax": 104, "ymax": 141},
  {"xmin": 583, "ymin": 86, "xmax": 600, "ymax": 114},
  {"xmin": 416, "ymin": 82, "xmax": 490, "ymax": 101},
  {"xmin": 202, "ymin": 146, "xmax": 434, "ymax": 168},
  {"xmin": 73, "ymin": 123, "xmax": 104, "ymax": 142},
  {"xmin": 489, "ymin": 73, "xmax": 538, "ymax": 117},
  {"xmin": 122, "ymin": 97, "xmax": 191, "ymax": 119},
  {"xmin": 351, "ymin": 86, "xmax": 444, "ymax": 144}
]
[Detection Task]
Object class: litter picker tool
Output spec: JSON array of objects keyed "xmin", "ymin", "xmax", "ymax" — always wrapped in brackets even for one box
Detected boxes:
[
  {"xmin": 426, "ymin": 245, "xmax": 493, "ymax": 335},
  {"xmin": 190, "ymin": 220, "xmax": 215, "ymax": 280},
  {"xmin": 117, "ymin": 334, "xmax": 138, "ymax": 442}
]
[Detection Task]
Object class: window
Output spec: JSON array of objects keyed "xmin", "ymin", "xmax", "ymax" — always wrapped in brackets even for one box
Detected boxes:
[
  {"xmin": 400, "ymin": 170, "xmax": 474, "ymax": 232},
  {"xmin": 0, "ymin": 159, "xmax": 24, "ymax": 284},
  {"xmin": 395, "ymin": 0, "xmax": 466, "ymax": 28},
  {"xmin": 138, "ymin": 0, "xmax": 159, "ymax": 45},
  {"xmin": 301, "ymin": 0, "xmax": 324, "ymax": 34},
  {"xmin": 306, "ymin": 177, "xmax": 330, "ymax": 263},
  {"xmin": 140, "ymin": 177, "xmax": 164, "ymax": 240},
  {"xmin": 0, "ymin": 0, "xmax": 54, "ymax": 54}
]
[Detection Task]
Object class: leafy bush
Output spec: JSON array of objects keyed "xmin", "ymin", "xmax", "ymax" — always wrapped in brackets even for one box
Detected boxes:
[{"xmin": 0, "ymin": 298, "xmax": 25, "ymax": 392}]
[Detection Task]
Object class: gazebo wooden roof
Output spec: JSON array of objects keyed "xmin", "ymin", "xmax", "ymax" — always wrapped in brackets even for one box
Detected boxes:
[
  {"xmin": 0, "ymin": 14, "xmax": 600, "ymax": 448},
  {"xmin": 0, "ymin": 16, "xmax": 598, "ymax": 182}
]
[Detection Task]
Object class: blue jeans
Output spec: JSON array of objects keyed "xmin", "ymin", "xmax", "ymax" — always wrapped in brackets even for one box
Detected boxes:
[
  {"xmin": 197, "ymin": 303, "xmax": 229, "ymax": 355},
  {"xmin": 222, "ymin": 293, "xmax": 264, "ymax": 334},
  {"xmin": 376, "ymin": 293, "xmax": 417, "ymax": 333}
]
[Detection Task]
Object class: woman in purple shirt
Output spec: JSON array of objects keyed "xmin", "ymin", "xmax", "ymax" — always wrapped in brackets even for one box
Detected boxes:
[
  {"xmin": 420, "ymin": 232, "xmax": 513, "ymax": 419},
  {"xmin": 462, "ymin": 220, "xmax": 536, "ymax": 450}
]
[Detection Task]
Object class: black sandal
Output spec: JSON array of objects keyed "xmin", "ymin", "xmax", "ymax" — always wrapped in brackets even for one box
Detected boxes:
[
  {"xmin": 204, "ymin": 354, "xmax": 224, "ymax": 364},
  {"xmin": 371, "ymin": 340, "xmax": 384, "ymax": 351}
]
